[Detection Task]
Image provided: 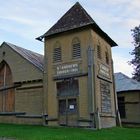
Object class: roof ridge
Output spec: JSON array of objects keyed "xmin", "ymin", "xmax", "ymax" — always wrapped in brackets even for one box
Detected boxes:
[
  {"xmin": 115, "ymin": 72, "xmax": 130, "ymax": 79},
  {"xmin": 115, "ymin": 72, "xmax": 140, "ymax": 92},
  {"xmin": 5, "ymin": 42, "xmax": 43, "ymax": 57},
  {"xmin": 77, "ymin": 2, "xmax": 95, "ymax": 23}
]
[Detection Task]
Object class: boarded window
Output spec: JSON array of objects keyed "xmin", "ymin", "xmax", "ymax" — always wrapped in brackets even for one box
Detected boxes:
[
  {"xmin": 100, "ymin": 80, "xmax": 111, "ymax": 113},
  {"xmin": 118, "ymin": 97, "xmax": 126, "ymax": 118},
  {"xmin": 57, "ymin": 80, "xmax": 79, "ymax": 97},
  {"xmin": 53, "ymin": 42, "xmax": 62, "ymax": 63},
  {"xmin": 0, "ymin": 62, "xmax": 14, "ymax": 112},
  {"xmin": 97, "ymin": 45, "xmax": 101, "ymax": 59},
  {"xmin": 72, "ymin": 38, "xmax": 81, "ymax": 59}
]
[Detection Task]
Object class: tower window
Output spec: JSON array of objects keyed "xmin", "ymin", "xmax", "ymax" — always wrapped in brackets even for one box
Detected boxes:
[
  {"xmin": 2, "ymin": 51, "xmax": 6, "ymax": 57},
  {"xmin": 72, "ymin": 38, "xmax": 81, "ymax": 59},
  {"xmin": 53, "ymin": 42, "xmax": 62, "ymax": 63},
  {"xmin": 105, "ymin": 51, "xmax": 109, "ymax": 64},
  {"xmin": 97, "ymin": 45, "xmax": 101, "ymax": 59}
]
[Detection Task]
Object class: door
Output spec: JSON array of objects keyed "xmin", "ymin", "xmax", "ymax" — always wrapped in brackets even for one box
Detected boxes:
[
  {"xmin": 58, "ymin": 98, "xmax": 78, "ymax": 126},
  {"xmin": 0, "ymin": 62, "xmax": 15, "ymax": 112},
  {"xmin": 59, "ymin": 99, "xmax": 67, "ymax": 125},
  {"xmin": 57, "ymin": 79, "xmax": 79, "ymax": 126},
  {"xmin": 67, "ymin": 98, "xmax": 77, "ymax": 126}
]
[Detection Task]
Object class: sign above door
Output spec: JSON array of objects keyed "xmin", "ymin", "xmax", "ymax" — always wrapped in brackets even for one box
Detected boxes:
[{"xmin": 56, "ymin": 63, "xmax": 79, "ymax": 76}]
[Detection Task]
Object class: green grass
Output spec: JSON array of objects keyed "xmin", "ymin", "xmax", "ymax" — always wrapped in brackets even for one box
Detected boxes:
[{"xmin": 0, "ymin": 124, "xmax": 139, "ymax": 140}]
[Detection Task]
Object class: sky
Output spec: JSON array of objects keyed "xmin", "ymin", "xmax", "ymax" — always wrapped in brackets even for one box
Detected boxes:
[{"xmin": 0, "ymin": 0, "xmax": 140, "ymax": 77}]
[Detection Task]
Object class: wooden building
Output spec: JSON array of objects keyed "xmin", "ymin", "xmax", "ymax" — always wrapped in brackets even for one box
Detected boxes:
[
  {"xmin": 115, "ymin": 72, "xmax": 140, "ymax": 125},
  {"xmin": 37, "ymin": 2, "xmax": 118, "ymax": 128},
  {"xmin": 0, "ymin": 42, "xmax": 43, "ymax": 124}
]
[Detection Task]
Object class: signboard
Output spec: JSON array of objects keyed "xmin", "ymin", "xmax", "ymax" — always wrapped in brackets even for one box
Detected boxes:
[
  {"xmin": 56, "ymin": 63, "xmax": 79, "ymax": 75},
  {"xmin": 100, "ymin": 81, "xmax": 111, "ymax": 113},
  {"xmin": 69, "ymin": 105, "xmax": 74, "ymax": 109},
  {"xmin": 99, "ymin": 64, "xmax": 110, "ymax": 79}
]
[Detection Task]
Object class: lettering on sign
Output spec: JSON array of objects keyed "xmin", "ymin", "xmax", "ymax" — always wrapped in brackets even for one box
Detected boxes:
[
  {"xmin": 69, "ymin": 105, "xmax": 74, "ymax": 109},
  {"xmin": 100, "ymin": 80, "xmax": 111, "ymax": 113},
  {"xmin": 99, "ymin": 64, "xmax": 110, "ymax": 79},
  {"xmin": 56, "ymin": 63, "xmax": 79, "ymax": 75}
]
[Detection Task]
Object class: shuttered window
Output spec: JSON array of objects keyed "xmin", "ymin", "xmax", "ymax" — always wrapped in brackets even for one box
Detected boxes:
[
  {"xmin": 97, "ymin": 45, "xmax": 101, "ymax": 59},
  {"xmin": 72, "ymin": 43, "xmax": 81, "ymax": 59},
  {"xmin": 72, "ymin": 38, "xmax": 81, "ymax": 59},
  {"xmin": 105, "ymin": 51, "xmax": 109, "ymax": 64},
  {"xmin": 53, "ymin": 47, "xmax": 62, "ymax": 62}
]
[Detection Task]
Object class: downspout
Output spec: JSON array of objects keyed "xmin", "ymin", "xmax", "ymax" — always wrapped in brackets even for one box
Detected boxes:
[
  {"xmin": 87, "ymin": 30, "xmax": 101, "ymax": 129},
  {"xmin": 36, "ymin": 37, "xmax": 48, "ymax": 125},
  {"xmin": 87, "ymin": 46, "xmax": 94, "ymax": 116},
  {"xmin": 42, "ymin": 39, "xmax": 48, "ymax": 125},
  {"xmin": 87, "ymin": 46, "xmax": 101, "ymax": 129}
]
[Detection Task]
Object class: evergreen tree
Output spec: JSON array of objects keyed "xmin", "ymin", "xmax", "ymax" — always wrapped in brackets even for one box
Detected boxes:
[{"xmin": 130, "ymin": 25, "xmax": 140, "ymax": 81}]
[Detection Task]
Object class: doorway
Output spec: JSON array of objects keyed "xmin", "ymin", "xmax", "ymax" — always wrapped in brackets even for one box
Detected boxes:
[
  {"xmin": 0, "ymin": 62, "xmax": 15, "ymax": 112},
  {"xmin": 57, "ymin": 79, "xmax": 79, "ymax": 126}
]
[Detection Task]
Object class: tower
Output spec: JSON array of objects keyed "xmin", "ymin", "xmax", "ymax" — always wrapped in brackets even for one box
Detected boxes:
[{"xmin": 37, "ymin": 2, "xmax": 117, "ymax": 128}]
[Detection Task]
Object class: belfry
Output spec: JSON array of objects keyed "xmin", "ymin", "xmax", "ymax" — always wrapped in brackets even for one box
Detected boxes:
[{"xmin": 38, "ymin": 2, "xmax": 118, "ymax": 128}]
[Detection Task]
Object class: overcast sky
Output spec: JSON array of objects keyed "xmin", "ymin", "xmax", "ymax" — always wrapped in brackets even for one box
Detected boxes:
[{"xmin": 0, "ymin": 0, "xmax": 140, "ymax": 77}]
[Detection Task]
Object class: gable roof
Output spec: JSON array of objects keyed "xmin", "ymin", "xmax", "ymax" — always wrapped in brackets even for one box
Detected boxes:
[
  {"xmin": 37, "ymin": 2, "xmax": 117, "ymax": 47},
  {"xmin": 114, "ymin": 72, "xmax": 140, "ymax": 92},
  {"xmin": 2, "ymin": 42, "xmax": 44, "ymax": 71}
]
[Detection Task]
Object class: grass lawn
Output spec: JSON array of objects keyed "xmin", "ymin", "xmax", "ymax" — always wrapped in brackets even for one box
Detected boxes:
[{"xmin": 0, "ymin": 124, "xmax": 139, "ymax": 140}]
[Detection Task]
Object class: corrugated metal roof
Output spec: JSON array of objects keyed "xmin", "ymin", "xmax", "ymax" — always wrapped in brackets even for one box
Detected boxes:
[
  {"xmin": 37, "ymin": 2, "xmax": 117, "ymax": 47},
  {"xmin": 4, "ymin": 42, "xmax": 44, "ymax": 71},
  {"xmin": 114, "ymin": 72, "xmax": 140, "ymax": 92}
]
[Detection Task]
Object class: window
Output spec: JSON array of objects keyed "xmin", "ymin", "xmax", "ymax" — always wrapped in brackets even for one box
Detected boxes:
[
  {"xmin": 53, "ymin": 42, "xmax": 62, "ymax": 63},
  {"xmin": 118, "ymin": 97, "xmax": 126, "ymax": 118},
  {"xmin": 57, "ymin": 80, "xmax": 79, "ymax": 97},
  {"xmin": 97, "ymin": 45, "xmax": 101, "ymax": 59},
  {"xmin": 105, "ymin": 51, "xmax": 109, "ymax": 64},
  {"xmin": 100, "ymin": 80, "xmax": 111, "ymax": 113},
  {"xmin": 72, "ymin": 38, "xmax": 81, "ymax": 59}
]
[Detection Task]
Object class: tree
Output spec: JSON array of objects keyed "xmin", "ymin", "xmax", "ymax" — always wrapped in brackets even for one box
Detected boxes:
[{"xmin": 130, "ymin": 25, "xmax": 140, "ymax": 81}]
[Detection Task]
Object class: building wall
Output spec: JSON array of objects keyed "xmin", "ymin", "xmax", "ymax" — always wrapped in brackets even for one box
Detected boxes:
[
  {"xmin": 118, "ymin": 91, "xmax": 140, "ymax": 124},
  {"xmin": 0, "ymin": 115, "xmax": 42, "ymax": 125},
  {"xmin": 91, "ymin": 30, "xmax": 116, "ymax": 128},
  {"xmin": 0, "ymin": 82, "xmax": 43, "ymax": 125},
  {"xmin": 44, "ymin": 28, "xmax": 116, "ymax": 128},
  {"xmin": 15, "ymin": 82, "xmax": 43, "ymax": 115},
  {"xmin": 0, "ymin": 43, "xmax": 43, "ymax": 82},
  {"xmin": 0, "ymin": 44, "xmax": 44, "ymax": 125}
]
